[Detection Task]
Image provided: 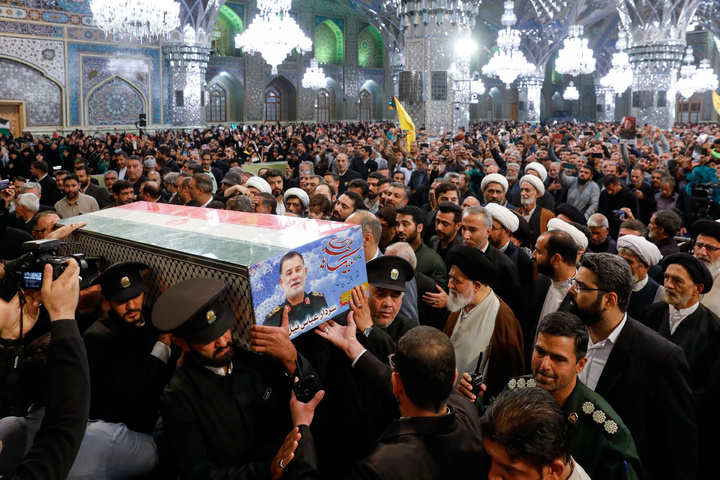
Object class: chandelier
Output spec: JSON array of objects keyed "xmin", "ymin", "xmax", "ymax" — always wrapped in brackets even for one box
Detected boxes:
[
  {"xmin": 481, "ymin": 1, "xmax": 534, "ymax": 88},
  {"xmin": 236, "ymin": 0, "xmax": 312, "ymax": 75},
  {"xmin": 694, "ymin": 58, "xmax": 719, "ymax": 94},
  {"xmin": 675, "ymin": 47, "xmax": 699, "ymax": 99},
  {"xmin": 471, "ymin": 73, "xmax": 486, "ymax": 95},
  {"xmin": 563, "ymin": 81, "xmax": 579, "ymax": 101},
  {"xmin": 90, "ymin": 0, "xmax": 180, "ymax": 38},
  {"xmin": 600, "ymin": 31, "xmax": 633, "ymax": 96},
  {"xmin": 302, "ymin": 58, "xmax": 327, "ymax": 90},
  {"xmin": 399, "ymin": 0, "xmax": 481, "ymax": 29},
  {"xmin": 555, "ymin": 25, "xmax": 596, "ymax": 77}
]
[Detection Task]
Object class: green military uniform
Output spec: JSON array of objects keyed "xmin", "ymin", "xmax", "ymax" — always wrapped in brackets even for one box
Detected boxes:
[
  {"xmin": 264, "ymin": 292, "xmax": 329, "ymax": 328},
  {"xmin": 501, "ymin": 375, "xmax": 642, "ymax": 480}
]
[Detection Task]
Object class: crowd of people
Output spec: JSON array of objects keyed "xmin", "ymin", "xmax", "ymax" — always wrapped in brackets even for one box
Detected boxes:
[{"xmin": 1, "ymin": 118, "xmax": 719, "ymax": 479}]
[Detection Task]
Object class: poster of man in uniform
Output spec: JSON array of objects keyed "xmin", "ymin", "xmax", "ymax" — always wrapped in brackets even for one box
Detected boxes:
[
  {"xmin": 619, "ymin": 116, "xmax": 636, "ymax": 144},
  {"xmin": 249, "ymin": 225, "xmax": 368, "ymax": 338}
]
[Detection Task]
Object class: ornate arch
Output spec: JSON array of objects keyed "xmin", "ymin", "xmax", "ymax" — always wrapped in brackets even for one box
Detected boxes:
[
  {"xmin": 358, "ymin": 26, "xmax": 383, "ymax": 68},
  {"xmin": 86, "ymin": 75, "xmax": 147, "ymax": 126},
  {"xmin": 314, "ymin": 20, "xmax": 344, "ymax": 65}
]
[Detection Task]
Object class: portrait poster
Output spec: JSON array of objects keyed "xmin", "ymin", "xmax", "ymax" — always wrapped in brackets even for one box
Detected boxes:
[
  {"xmin": 249, "ymin": 225, "xmax": 368, "ymax": 338},
  {"xmin": 619, "ymin": 117, "xmax": 636, "ymax": 144}
]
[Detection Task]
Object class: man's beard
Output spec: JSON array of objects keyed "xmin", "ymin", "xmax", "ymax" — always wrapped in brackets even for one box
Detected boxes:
[
  {"xmin": 368, "ymin": 191, "xmax": 378, "ymax": 200},
  {"xmin": 190, "ymin": 342, "xmax": 235, "ymax": 368},
  {"xmin": 521, "ymin": 196, "xmax": 535, "ymax": 207},
  {"xmin": 570, "ymin": 295, "xmax": 604, "ymax": 327},
  {"xmin": 578, "ymin": 177, "xmax": 590, "ymax": 185},
  {"xmin": 664, "ymin": 289, "xmax": 694, "ymax": 310},
  {"xmin": 447, "ymin": 286, "xmax": 474, "ymax": 313},
  {"xmin": 272, "ymin": 188, "xmax": 283, "ymax": 197},
  {"xmin": 536, "ymin": 259, "xmax": 555, "ymax": 277},
  {"xmin": 696, "ymin": 254, "xmax": 720, "ymax": 274}
]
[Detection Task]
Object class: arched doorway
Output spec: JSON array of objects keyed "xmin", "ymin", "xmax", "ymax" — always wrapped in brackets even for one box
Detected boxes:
[
  {"xmin": 264, "ymin": 75, "xmax": 297, "ymax": 122},
  {"xmin": 359, "ymin": 89, "xmax": 372, "ymax": 122},
  {"xmin": 315, "ymin": 88, "xmax": 331, "ymax": 123},
  {"xmin": 207, "ymin": 84, "xmax": 227, "ymax": 123}
]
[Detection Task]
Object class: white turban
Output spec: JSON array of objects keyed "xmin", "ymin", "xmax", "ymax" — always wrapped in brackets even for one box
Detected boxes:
[
  {"xmin": 481, "ymin": 173, "xmax": 509, "ymax": 193},
  {"xmin": 520, "ymin": 174, "xmax": 545, "ymax": 196},
  {"xmin": 284, "ymin": 187, "xmax": 309, "ymax": 208},
  {"xmin": 525, "ymin": 162, "xmax": 548, "ymax": 182},
  {"xmin": 245, "ymin": 177, "xmax": 272, "ymax": 194},
  {"xmin": 617, "ymin": 235, "xmax": 662, "ymax": 266},
  {"xmin": 548, "ymin": 218, "xmax": 588, "ymax": 251},
  {"xmin": 485, "ymin": 203, "xmax": 519, "ymax": 232}
]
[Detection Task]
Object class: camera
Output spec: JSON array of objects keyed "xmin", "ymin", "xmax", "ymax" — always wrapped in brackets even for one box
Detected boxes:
[
  {"xmin": 468, "ymin": 371, "xmax": 483, "ymax": 392},
  {"xmin": 612, "ymin": 210, "xmax": 627, "ymax": 221},
  {"xmin": 5, "ymin": 239, "xmax": 88, "ymax": 290}
]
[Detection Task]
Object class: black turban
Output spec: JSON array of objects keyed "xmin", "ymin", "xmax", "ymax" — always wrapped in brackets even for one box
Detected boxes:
[
  {"xmin": 661, "ymin": 253, "xmax": 714, "ymax": 293},
  {"xmin": 555, "ymin": 203, "xmax": 587, "ymax": 225},
  {"xmin": 445, "ymin": 246, "xmax": 499, "ymax": 285},
  {"xmin": 691, "ymin": 219, "xmax": 720, "ymax": 243}
]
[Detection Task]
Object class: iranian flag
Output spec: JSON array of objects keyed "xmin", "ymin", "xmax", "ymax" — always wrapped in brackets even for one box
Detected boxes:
[{"xmin": 0, "ymin": 117, "xmax": 10, "ymax": 136}]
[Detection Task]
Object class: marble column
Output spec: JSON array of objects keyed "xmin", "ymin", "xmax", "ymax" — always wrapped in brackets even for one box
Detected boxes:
[
  {"xmin": 164, "ymin": 43, "xmax": 211, "ymax": 128},
  {"xmin": 595, "ymin": 85, "xmax": 616, "ymax": 123},
  {"xmin": 518, "ymin": 75, "xmax": 543, "ymax": 123}
]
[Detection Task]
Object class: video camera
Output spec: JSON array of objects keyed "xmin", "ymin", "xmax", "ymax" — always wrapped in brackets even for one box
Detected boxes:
[
  {"xmin": 5, "ymin": 239, "xmax": 87, "ymax": 290},
  {"xmin": 690, "ymin": 182, "xmax": 720, "ymax": 209}
]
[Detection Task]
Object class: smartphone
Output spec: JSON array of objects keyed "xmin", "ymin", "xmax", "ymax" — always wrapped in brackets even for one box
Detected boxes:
[
  {"xmin": 562, "ymin": 163, "xmax": 575, "ymax": 170},
  {"xmin": 293, "ymin": 375, "xmax": 321, "ymax": 403}
]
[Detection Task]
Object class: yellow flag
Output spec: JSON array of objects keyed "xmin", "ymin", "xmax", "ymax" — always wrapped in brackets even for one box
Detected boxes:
[
  {"xmin": 393, "ymin": 96, "xmax": 416, "ymax": 150},
  {"xmin": 713, "ymin": 91, "xmax": 720, "ymax": 118}
]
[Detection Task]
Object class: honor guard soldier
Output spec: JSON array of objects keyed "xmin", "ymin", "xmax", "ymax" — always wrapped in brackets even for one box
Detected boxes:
[
  {"xmin": 265, "ymin": 251, "xmax": 328, "ymax": 328},
  {"xmin": 155, "ymin": 278, "xmax": 309, "ymax": 479}
]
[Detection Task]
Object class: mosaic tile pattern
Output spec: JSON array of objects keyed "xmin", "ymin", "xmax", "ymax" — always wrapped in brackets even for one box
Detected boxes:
[
  {"xmin": 0, "ymin": 19, "xmax": 63, "ymax": 36},
  {"xmin": 68, "ymin": 27, "xmax": 160, "ymax": 45},
  {"xmin": 358, "ymin": 26, "xmax": 382, "ymax": 68},
  {"xmin": 87, "ymin": 76, "xmax": 145, "ymax": 125},
  {"xmin": 344, "ymin": 15, "xmax": 359, "ymax": 119},
  {"xmin": 82, "ymin": 56, "xmax": 150, "ymax": 99},
  {"xmin": 0, "ymin": 36, "xmax": 65, "ymax": 86},
  {"xmin": 68, "ymin": 43, "xmax": 161, "ymax": 125},
  {"xmin": 0, "ymin": 57, "xmax": 62, "ymax": 125}
]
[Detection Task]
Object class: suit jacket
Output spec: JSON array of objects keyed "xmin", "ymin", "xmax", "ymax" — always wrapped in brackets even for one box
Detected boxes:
[
  {"xmin": 503, "ymin": 242, "xmax": 534, "ymax": 293},
  {"xmin": 442, "ymin": 294, "xmax": 524, "ymax": 399},
  {"xmin": 337, "ymin": 169, "xmax": 362, "ymax": 195},
  {"xmin": 415, "ymin": 270, "xmax": 447, "ymax": 330},
  {"xmin": 287, "ymin": 352, "xmax": 484, "ymax": 480},
  {"xmin": 514, "ymin": 205, "xmax": 554, "ymax": 248},
  {"xmin": 524, "ymin": 275, "xmax": 573, "ymax": 367},
  {"xmin": 37, "ymin": 175, "xmax": 57, "ymax": 207},
  {"xmin": 83, "ymin": 182, "xmax": 113, "ymax": 209},
  {"xmin": 160, "ymin": 347, "xmax": 296, "ymax": 479},
  {"xmin": 594, "ymin": 318, "xmax": 698, "ymax": 480}
]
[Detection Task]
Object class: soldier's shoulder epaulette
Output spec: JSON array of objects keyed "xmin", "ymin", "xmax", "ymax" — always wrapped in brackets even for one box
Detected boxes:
[
  {"xmin": 579, "ymin": 400, "xmax": 619, "ymax": 436},
  {"xmin": 507, "ymin": 376, "xmax": 536, "ymax": 389},
  {"xmin": 266, "ymin": 305, "xmax": 282, "ymax": 319},
  {"xmin": 311, "ymin": 292, "xmax": 325, "ymax": 297}
]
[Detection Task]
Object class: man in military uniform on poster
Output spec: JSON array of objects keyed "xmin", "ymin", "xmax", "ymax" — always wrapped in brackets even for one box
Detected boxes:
[{"xmin": 265, "ymin": 251, "xmax": 328, "ymax": 328}]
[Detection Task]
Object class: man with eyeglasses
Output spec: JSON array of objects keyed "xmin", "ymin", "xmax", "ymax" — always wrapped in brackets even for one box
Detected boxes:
[
  {"xmin": 691, "ymin": 219, "xmax": 720, "ymax": 312},
  {"xmin": 640, "ymin": 252, "xmax": 720, "ymax": 478},
  {"xmin": 568, "ymin": 253, "xmax": 697, "ymax": 480}
]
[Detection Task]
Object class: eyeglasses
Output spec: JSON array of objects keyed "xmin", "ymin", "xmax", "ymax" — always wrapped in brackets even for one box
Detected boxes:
[
  {"xmin": 569, "ymin": 277, "xmax": 607, "ymax": 293},
  {"xmin": 694, "ymin": 241, "xmax": 720, "ymax": 253}
]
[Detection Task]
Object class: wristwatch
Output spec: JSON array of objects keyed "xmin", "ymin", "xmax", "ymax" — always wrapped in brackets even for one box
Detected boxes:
[{"xmin": 363, "ymin": 326, "xmax": 373, "ymax": 338}]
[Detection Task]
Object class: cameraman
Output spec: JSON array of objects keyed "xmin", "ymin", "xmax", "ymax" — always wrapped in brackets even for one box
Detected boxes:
[{"xmin": 0, "ymin": 261, "xmax": 90, "ymax": 480}]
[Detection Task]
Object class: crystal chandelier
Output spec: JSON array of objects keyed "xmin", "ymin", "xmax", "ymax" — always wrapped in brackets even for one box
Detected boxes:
[
  {"xmin": 302, "ymin": 58, "xmax": 327, "ymax": 90},
  {"xmin": 481, "ymin": 1, "xmax": 535, "ymax": 88},
  {"xmin": 563, "ymin": 81, "xmax": 579, "ymax": 101},
  {"xmin": 675, "ymin": 47, "xmax": 699, "ymax": 99},
  {"xmin": 235, "ymin": 0, "xmax": 312, "ymax": 75},
  {"xmin": 555, "ymin": 25, "xmax": 596, "ymax": 77},
  {"xmin": 600, "ymin": 31, "xmax": 633, "ymax": 96},
  {"xmin": 694, "ymin": 58, "xmax": 719, "ymax": 94},
  {"xmin": 471, "ymin": 74, "xmax": 486, "ymax": 95},
  {"xmin": 90, "ymin": 0, "xmax": 180, "ymax": 38},
  {"xmin": 399, "ymin": 0, "xmax": 481, "ymax": 29}
]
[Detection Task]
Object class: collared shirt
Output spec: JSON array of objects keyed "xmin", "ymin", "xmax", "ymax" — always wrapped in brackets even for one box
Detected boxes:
[
  {"xmin": 54, "ymin": 193, "xmax": 100, "ymax": 218},
  {"xmin": 498, "ymin": 241, "xmax": 509, "ymax": 254},
  {"xmin": 521, "ymin": 206, "xmax": 536, "ymax": 222},
  {"xmin": 201, "ymin": 197, "xmax": 213, "ymax": 208},
  {"xmin": 668, "ymin": 301, "xmax": 700, "ymax": 335},
  {"xmin": 538, "ymin": 277, "xmax": 572, "ymax": 326},
  {"xmin": 204, "ymin": 362, "xmax": 233, "ymax": 377},
  {"xmin": 117, "ymin": 166, "xmax": 127, "ymax": 180},
  {"xmin": 580, "ymin": 314, "xmax": 627, "ymax": 391},
  {"xmin": 479, "ymin": 242, "xmax": 489, "ymax": 254},
  {"xmin": 632, "ymin": 275, "xmax": 649, "ymax": 292}
]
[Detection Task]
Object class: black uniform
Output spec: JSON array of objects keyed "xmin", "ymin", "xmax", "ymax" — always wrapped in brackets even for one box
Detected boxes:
[{"xmin": 264, "ymin": 292, "xmax": 328, "ymax": 329}]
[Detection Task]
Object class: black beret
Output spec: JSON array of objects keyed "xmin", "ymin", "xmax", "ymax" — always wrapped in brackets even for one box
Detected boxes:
[
  {"xmin": 367, "ymin": 255, "xmax": 414, "ymax": 292},
  {"xmin": 91, "ymin": 261, "xmax": 149, "ymax": 302},
  {"xmin": 555, "ymin": 203, "xmax": 587, "ymax": 225},
  {"xmin": 445, "ymin": 246, "xmax": 499, "ymax": 285},
  {"xmin": 691, "ymin": 219, "xmax": 720, "ymax": 243},
  {"xmin": 661, "ymin": 253, "xmax": 714, "ymax": 293},
  {"xmin": 152, "ymin": 278, "xmax": 234, "ymax": 344}
]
